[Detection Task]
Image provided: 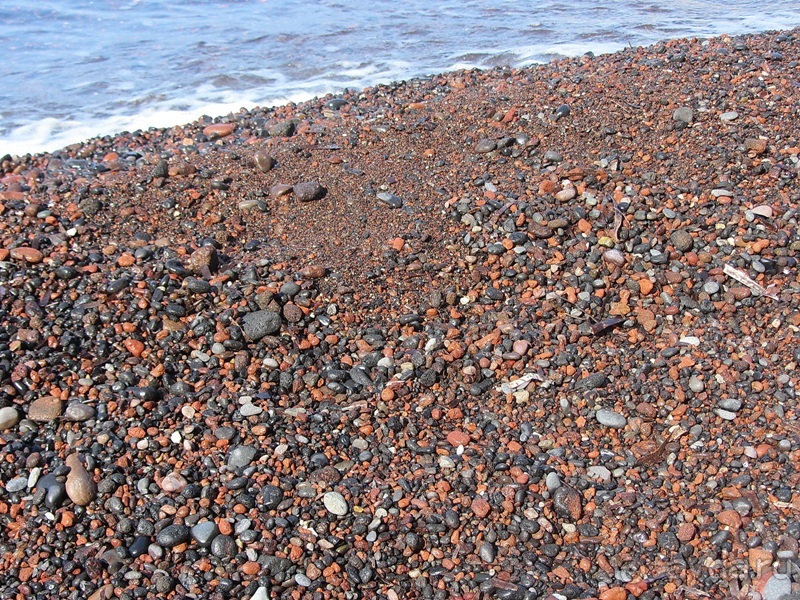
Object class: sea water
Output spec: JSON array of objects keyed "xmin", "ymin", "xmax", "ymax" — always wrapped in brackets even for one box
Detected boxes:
[{"xmin": 2, "ymin": 0, "xmax": 799, "ymax": 157}]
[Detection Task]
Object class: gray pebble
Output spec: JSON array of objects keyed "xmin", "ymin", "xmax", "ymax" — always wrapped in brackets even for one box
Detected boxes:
[
  {"xmin": 261, "ymin": 484, "xmax": 284, "ymax": 509},
  {"xmin": 0, "ymin": 406, "xmax": 20, "ymax": 430},
  {"xmin": 227, "ymin": 445, "xmax": 256, "ymax": 469},
  {"xmin": 688, "ymin": 376, "xmax": 705, "ymax": 393},
  {"xmin": 210, "ymin": 534, "xmax": 236, "ymax": 559},
  {"xmin": 579, "ymin": 372, "xmax": 608, "ymax": 389},
  {"xmin": 475, "ymin": 139, "xmax": 497, "ymax": 153},
  {"xmin": 544, "ymin": 150, "xmax": 563, "ymax": 163},
  {"xmin": 545, "ymin": 472, "xmax": 561, "ymax": 492},
  {"xmin": 377, "ymin": 192, "xmax": 403, "ymax": 209},
  {"xmin": 586, "ymin": 465, "xmax": 612, "ymax": 484},
  {"xmin": 673, "ymin": 106, "xmax": 694, "ymax": 123},
  {"xmin": 479, "ymin": 541, "xmax": 496, "ymax": 563},
  {"xmin": 64, "ymin": 401, "xmax": 96, "ymax": 421},
  {"xmin": 241, "ymin": 310, "xmax": 281, "ymax": 340},
  {"xmin": 323, "ymin": 491, "xmax": 348, "ymax": 516},
  {"xmin": 596, "ymin": 409, "xmax": 627, "ymax": 429},
  {"xmin": 718, "ymin": 398, "xmax": 742, "ymax": 412},
  {"xmin": 239, "ymin": 403, "xmax": 262, "ymax": 417},
  {"xmin": 715, "ymin": 409, "xmax": 738, "ymax": 421},
  {"xmin": 269, "ymin": 120, "xmax": 295, "ymax": 137},
  {"xmin": 5, "ymin": 476, "xmax": 28, "ymax": 493},
  {"xmin": 703, "ymin": 280, "xmax": 720, "ymax": 294},
  {"xmin": 295, "ymin": 574, "xmax": 313, "ymax": 587},
  {"xmin": 191, "ymin": 521, "xmax": 220, "ymax": 547}
]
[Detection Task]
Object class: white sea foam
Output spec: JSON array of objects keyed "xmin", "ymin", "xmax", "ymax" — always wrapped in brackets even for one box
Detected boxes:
[{"xmin": 1, "ymin": 0, "xmax": 798, "ymax": 158}]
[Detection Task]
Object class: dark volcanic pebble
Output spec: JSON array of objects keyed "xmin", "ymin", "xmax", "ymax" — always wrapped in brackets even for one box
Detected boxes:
[
  {"xmin": 156, "ymin": 524, "xmax": 191, "ymax": 548},
  {"xmin": 241, "ymin": 310, "xmax": 281, "ymax": 339}
]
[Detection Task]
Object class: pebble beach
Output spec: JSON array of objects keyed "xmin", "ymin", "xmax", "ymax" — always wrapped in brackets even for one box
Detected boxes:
[{"xmin": 1, "ymin": 27, "xmax": 800, "ymax": 600}]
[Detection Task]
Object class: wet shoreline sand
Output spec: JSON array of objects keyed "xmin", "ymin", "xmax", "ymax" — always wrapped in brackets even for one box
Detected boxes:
[{"xmin": 1, "ymin": 29, "xmax": 800, "ymax": 600}]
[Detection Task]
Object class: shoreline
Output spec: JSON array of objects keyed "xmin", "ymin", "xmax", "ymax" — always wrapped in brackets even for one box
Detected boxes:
[{"xmin": 1, "ymin": 29, "xmax": 800, "ymax": 599}]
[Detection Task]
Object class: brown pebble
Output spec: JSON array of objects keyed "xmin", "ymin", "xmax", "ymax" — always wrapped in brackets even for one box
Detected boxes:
[
  {"xmin": 294, "ymin": 181, "xmax": 326, "ymax": 202},
  {"xmin": 300, "ymin": 265, "xmax": 326, "ymax": 278},
  {"xmin": 254, "ymin": 151, "xmax": 275, "ymax": 173},
  {"xmin": 242, "ymin": 561, "xmax": 261, "ymax": 576},
  {"xmin": 553, "ymin": 486, "xmax": 583, "ymax": 520},
  {"xmin": 717, "ymin": 509, "xmax": 743, "ymax": 529},
  {"xmin": 745, "ymin": 138, "xmax": 767, "ymax": 154},
  {"xmin": 10, "ymin": 247, "xmax": 44, "ymax": 263},
  {"xmin": 283, "ymin": 302, "xmax": 303, "ymax": 323},
  {"xmin": 447, "ymin": 430, "xmax": 470, "ymax": 446},
  {"xmin": 28, "ymin": 396, "xmax": 62, "ymax": 422},
  {"xmin": 676, "ymin": 522, "xmax": 696, "ymax": 542},
  {"xmin": 124, "ymin": 339, "xmax": 145, "ymax": 357},
  {"xmin": 729, "ymin": 286, "xmax": 752, "ymax": 301},
  {"xmin": 203, "ymin": 123, "xmax": 235, "ymax": 139},
  {"xmin": 65, "ymin": 453, "xmax": 97, "ymax": 506},
  {"xmin": 471, "ymin": 497, "xmax": 491, "ymax": 518},
  {"xmin": 187, "ymin": 246, "xmax": 219, "ymax": 274}
]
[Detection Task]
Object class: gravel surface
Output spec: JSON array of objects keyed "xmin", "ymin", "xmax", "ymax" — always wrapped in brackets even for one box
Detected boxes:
[{"xmin": 2, "ymin": 29, "xmax": 800, "ymax": 600}]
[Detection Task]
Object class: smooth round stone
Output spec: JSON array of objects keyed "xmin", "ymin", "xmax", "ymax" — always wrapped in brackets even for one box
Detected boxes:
[
  {"xmin": 720, "ymin": 111, "xmax": 739, "ymax": 121},
  {"xmin": 323, "ymin": 491, "xmax": 348, "ymax": 516},
  {"xmin": 129, "ymin": 536, "xmax": 150, "ymax": 558},
  {"xmin": 191, "ymin": 521, "xmax": 220, "ymax": 547},
  {"xmin": 64, "ymin": 401, "xmax": 96, "ymax": 421},
  {"xmin": 65, "ymin": 453, "xmax": 96, "ymax": 506},
  {"xmin": 0, "ymin": 407, "xmax": 20, "ymax": 430},
  {"xmin": 475, "ymin": 139, "xmax": 496, "ymax": 153},
  {"xmin": 254, "ymin": 151, "xmax": 275, "ymax": 173},
  {"xmin": 596, "ymin": 409, "xmax": 627, "ymax": 429},
  {"xmin": 240, "ymin": 403, "xmax": 262, "ymax": 417},
  {"xmin": 239, "ymin": 199, "xmax": 268, "ymax": 212},
  {"xmin": 156, "ymin": 524, "xmax": 191, "ymax": 548},
  {"xmin": 716, "ymin": 409, "xmax": 738, "ymax": 421},
  {"xmin": 479, "ymin": 542, "xmax": 496, "ymax": 563},
  {"xmin": 763, "ymin": 574, "xmax": 791, "ymax": 600},
  {"xmin": 295, "ymin": 574, "xmax": 313, "ymax": 587},
  {"xmin": 718, "ymin": 398, "xmax": 743, "ymax": 412},
  {"xmin": 227, "ymin": 445, "xmax": 256, "ymax": 469},
  {"xmin": 294, "ymin": 181, "xmax": 326, "ymax": 202},
  {"xmin": 688, "ymin": 376, "xmax": 705, "ymax": 393},
  {"xmin": 5, "ymin": 476, "xmax": 28, "ymax": 493},
  {"xmin": 703, "ymin": 280, "xmax": 720, "ymax": 294},
  {"xmin": 603, "ymin": 249, "xmax": 626, "ymax": 266},
  {"xmin": 545, "ymin": 472, "xmax": 561, "ymax": 492},
  {"xmin": 160, "ymin": 472, "xmax": 187, "ymax": 493}
]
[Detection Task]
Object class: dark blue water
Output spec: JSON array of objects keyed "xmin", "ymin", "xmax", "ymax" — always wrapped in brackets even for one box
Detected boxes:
[{"xmin": 2, "ymin": 0, "xmax": 798, "ymax": 156}]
